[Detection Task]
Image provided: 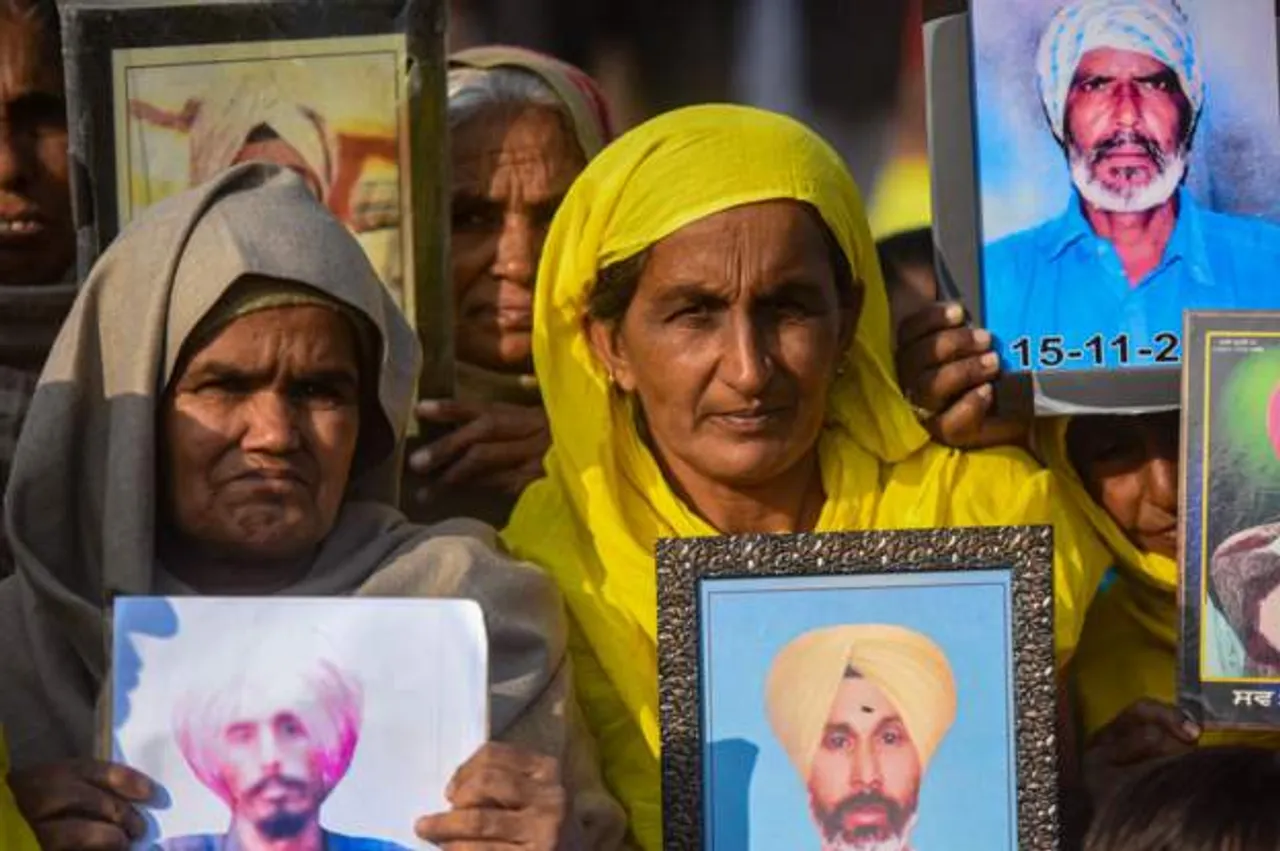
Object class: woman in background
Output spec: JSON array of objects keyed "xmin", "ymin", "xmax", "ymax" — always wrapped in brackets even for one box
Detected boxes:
[
  {"xmin": 409, "ymin": 47, "xmax": 613, "ymax": 526},
  {"xmin": 893, "ymin": 268, "xmax": 1280, "ymax": 801}
]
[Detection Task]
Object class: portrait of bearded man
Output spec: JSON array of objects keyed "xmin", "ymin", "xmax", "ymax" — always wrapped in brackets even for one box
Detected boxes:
[
  {"xmin": 162, "ymin": 648, "xmax": 407, "ymax": 851},
  {"xmin": 980, "ymin": 0, "xmax": 1280, "ymax": 371},
  {"xmin": 764, "ymin": 625, "xmax": 958, "ymax": 851}
]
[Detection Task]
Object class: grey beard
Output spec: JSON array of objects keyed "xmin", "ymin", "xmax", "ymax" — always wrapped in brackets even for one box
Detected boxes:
[{"xmin": 1068, "ymin": 145, "xmax": 1187, "ymax": 214}]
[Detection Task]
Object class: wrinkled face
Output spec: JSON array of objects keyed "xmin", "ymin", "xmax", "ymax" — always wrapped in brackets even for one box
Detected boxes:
[
  {"xmin": 216, "ymin": 705, "xmax": 328, "ymax": 839},
  {"xmin": 588, "ymin": 200, "xmax": 857, "ymax": 495},
  {"xmin": 451, "ymin": 104, "xmax": 585, "ymax": 374},
  {"xmin": 0, "ymin": 12, "xmax": 74, "ymax": 287},
  {"xmin": 232, "ymin": 136, "xmax": 324, "ymax": 200},
  {"xmin": 1064, "ymin": 48, "xmax": 1191, "ymax": 213},
  {"xmin": 808, "ymin": 675, "xmax": 922, "ymax": 851},
  {"xmin": 162, "ymin": 301, "xmax": 362, "ymax": 561},
  {"xmin": 1067, "ymin": 411, "xmax": 1180, "ymax": 559}
]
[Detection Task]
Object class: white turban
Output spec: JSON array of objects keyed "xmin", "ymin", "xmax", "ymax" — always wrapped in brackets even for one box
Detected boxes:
[
  {"xmin": 188, "ymin": 71, "xmax": 337, "ymax": 198},
  {"xmin": 171, "ymin": 642, "xmax": 364, "ymax": 805},
  {"xmin": 764, "ymin": 625, "xmax": 958, "ymax": 780},
  {"xmin": 1036, "ymin": 0, "xmax": 1204, "ymax": 142}
]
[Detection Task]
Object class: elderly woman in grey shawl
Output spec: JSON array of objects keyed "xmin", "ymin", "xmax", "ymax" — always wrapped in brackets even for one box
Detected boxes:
[{"xmin": 0, "ymin": 164, "xmax": 626, "ymax": 851}]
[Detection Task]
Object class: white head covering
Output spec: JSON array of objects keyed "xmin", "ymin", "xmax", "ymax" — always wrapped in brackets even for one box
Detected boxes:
[
  {"xmin": 1036, "ymin": 0, "xmax": 1204, "ymax": 142},
  {"xmin": 173, "ymin": 636, "xmax": 364, "ymax": 805},
  {"xmin": 188, "ymin": 72, "xmax": 337, "ymax": 198}
]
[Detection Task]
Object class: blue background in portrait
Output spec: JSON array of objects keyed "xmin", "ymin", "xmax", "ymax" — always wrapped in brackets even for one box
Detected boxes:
[
  {"xmin": 698, "ymin": 571, "xmax": 1017, "ymax": 851},
  {"xmin": 971, "ymin": 0, "xmax": 1280, "ymax": 241}
]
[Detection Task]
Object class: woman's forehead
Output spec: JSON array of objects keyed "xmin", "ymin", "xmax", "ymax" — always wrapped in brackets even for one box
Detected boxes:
[
  {"xmin": 185, "ymin": 306, "xmax": 358, "ymax": 369},
  {"xmin": 643, "ymin": 200, "xmax": 831, "ymax": 274}
]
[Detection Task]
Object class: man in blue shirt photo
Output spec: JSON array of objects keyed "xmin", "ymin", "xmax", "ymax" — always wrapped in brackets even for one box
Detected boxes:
[{"xmin": 983, "ymin": 0, "xmax": 1280, "ymax": 371}]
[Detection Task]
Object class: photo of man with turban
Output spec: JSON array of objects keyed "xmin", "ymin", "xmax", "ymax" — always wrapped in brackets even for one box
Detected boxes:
[
  {"xmin": 119, "ymin": 43, "xmax": 408, "ymax": 307},
  {"xmin": 764, "ymin": 625, "xmax": 958, "ymax": 851},
  {"xmin": 162, "ymin": 649, "xmax": 407, "ymax": 851},
  {"xmin": 980, "ymin": 0, "xmax": 1280, "ymax": 371}
]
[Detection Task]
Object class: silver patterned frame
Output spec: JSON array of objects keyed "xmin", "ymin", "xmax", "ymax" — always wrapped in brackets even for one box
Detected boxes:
[{"xmin": 656, "ymin": 525, "xmax": 1058, "ymax": 851}]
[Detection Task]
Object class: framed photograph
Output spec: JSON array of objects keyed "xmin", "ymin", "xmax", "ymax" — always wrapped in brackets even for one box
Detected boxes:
[
  {"xmin": 1179, "ymin": 311, "xmax": 1280, "ymax": 728},
  {"xmin": 965, "ymin": 0, "xmax": 1280, "ymax": 412},
  {"xmin": 110, "ymin": 596, "xmax": 488, "ymax": 850},
  {"xmin": 60, "ymin": 0, "xmax": 452, "ymax": 398},
  {"xmin": 657, "ymin": 527, "xmax": 1057, "ymax": 851}
]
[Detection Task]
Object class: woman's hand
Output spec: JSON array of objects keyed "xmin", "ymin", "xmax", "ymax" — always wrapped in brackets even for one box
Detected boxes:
[
  {"xmin": 9, "ymin": 760, "xmax": 153, "ymax": 851},
  {"xmin": 410, "ymin": 400, "xmax": 550, "ymax": 497},
  {"xmin": 895, "ymin": 302, "xmax": 1029, "ymax": 450},
  {"xmin": 416, "ymin": 743, "xmax": 575, "ymax": 851},
  {"xmin": 1082, "ymin": 698, "xmax": 1200, "ymax": 801}
]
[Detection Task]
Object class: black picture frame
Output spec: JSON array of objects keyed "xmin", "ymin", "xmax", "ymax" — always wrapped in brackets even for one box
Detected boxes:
[
  {"xmin": 58, "ymin": 0, "xmax": 452, "ymax": 399},
  {"xmin": 657, "ymin": 525, "xmax": 1058, "ymax": 851}
]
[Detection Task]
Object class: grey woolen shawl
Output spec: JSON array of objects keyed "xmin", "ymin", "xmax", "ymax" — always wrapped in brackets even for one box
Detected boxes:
[{"xmin": 0, "ymin": 165, "xmax": 626, "ymax": 849}]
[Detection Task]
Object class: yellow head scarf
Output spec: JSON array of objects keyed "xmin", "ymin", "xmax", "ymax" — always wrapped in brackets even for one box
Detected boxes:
[
  {"xmin": 502, "ymin": 104, "xmax": 1110, "ymax": 851},
  {"xmin": 1035, "ymin": 418, "xmax": 1280, "ymax": 748},
  {"xmin": 0, "ymin": 730, "xmax": 38, "ymax": 851},
  {"xmin": 765, "ymin": 625, "xmax": 957, "ymax": 779}
]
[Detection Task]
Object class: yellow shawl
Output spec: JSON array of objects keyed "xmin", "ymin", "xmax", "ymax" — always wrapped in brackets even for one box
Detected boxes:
[
  {"xmin": 502, "ymin": 105, "xmax": 1111, "ymax": 851},
  {"xmin": 0, "ymin": 731, "xmax": 36, "ymax": 851},
  {"xmin": 1037, "ymin": 418, "xmax": 1280, "ymax": 748}
]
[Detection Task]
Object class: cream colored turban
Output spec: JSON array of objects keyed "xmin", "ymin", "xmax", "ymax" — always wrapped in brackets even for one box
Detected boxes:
[
  {"xmin": 188, "ymin": 71, "xmax": 336, "ymax": 197},
  {"xmin": 764, "ymin": 625, "xmax": 958, "ymax": 779}
]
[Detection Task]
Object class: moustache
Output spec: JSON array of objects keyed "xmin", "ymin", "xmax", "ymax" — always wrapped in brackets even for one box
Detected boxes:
[
  {"xmin": 246, "ymin": 774, "xmax": 310, "ymax": 800},
  {"xmin": 1089, "ymin": 130, "xmax": 1166, "ymax": 168},
  {"xmin": 820, "ymin": 791, "xmax": 909, "ymax": 839}
]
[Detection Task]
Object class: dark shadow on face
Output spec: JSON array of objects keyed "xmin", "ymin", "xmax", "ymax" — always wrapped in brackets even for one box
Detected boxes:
[
  {"xmin": 0, "ymin": 8, "xmax": 74, "ymax": 287},
  {"xmin": 1067, "ymin": 411, "xmax": 1180, "ymax": 558},
  {"xmin": 157, "ymin": 304, "xmax": 362, "ymax": 578},
  {"xmin": 876, "ymin": 227, "xmax": 938, "ymax": 345},
  {"xmin": 450, "ymin": 103, "xmax": 586, "ymax": 375}
]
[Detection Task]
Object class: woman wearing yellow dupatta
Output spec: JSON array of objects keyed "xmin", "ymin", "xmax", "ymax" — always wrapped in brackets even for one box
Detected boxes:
[
  {"xmin": 502, "ymin": 104, "xmax": 1111, "ymax": 850},
  {"xmin": 1037, "ymin": 416, "xmax": 1280, "ymax": 757}
]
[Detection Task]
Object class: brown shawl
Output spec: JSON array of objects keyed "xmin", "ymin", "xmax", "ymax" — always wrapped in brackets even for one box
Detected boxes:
[{"xmin": 0, "ymin": 164, "xmax": 625, "ymax": 849}]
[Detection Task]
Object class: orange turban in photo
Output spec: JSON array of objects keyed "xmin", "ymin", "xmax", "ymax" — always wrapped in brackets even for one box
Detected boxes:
[{"xmin": 764, "ymin": 624, "xmax": 958, "ymax": 779}]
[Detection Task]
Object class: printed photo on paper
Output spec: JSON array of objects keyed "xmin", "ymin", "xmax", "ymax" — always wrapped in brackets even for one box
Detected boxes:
[{"xmin": 111, "ymin": 597, "xmax": 488, "ymax": 850}]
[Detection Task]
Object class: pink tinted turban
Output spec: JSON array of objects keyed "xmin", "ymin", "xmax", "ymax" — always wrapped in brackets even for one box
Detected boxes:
[{"xmin": 171, "ymin": 650, "xmax": 364, "ymax": 804}]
